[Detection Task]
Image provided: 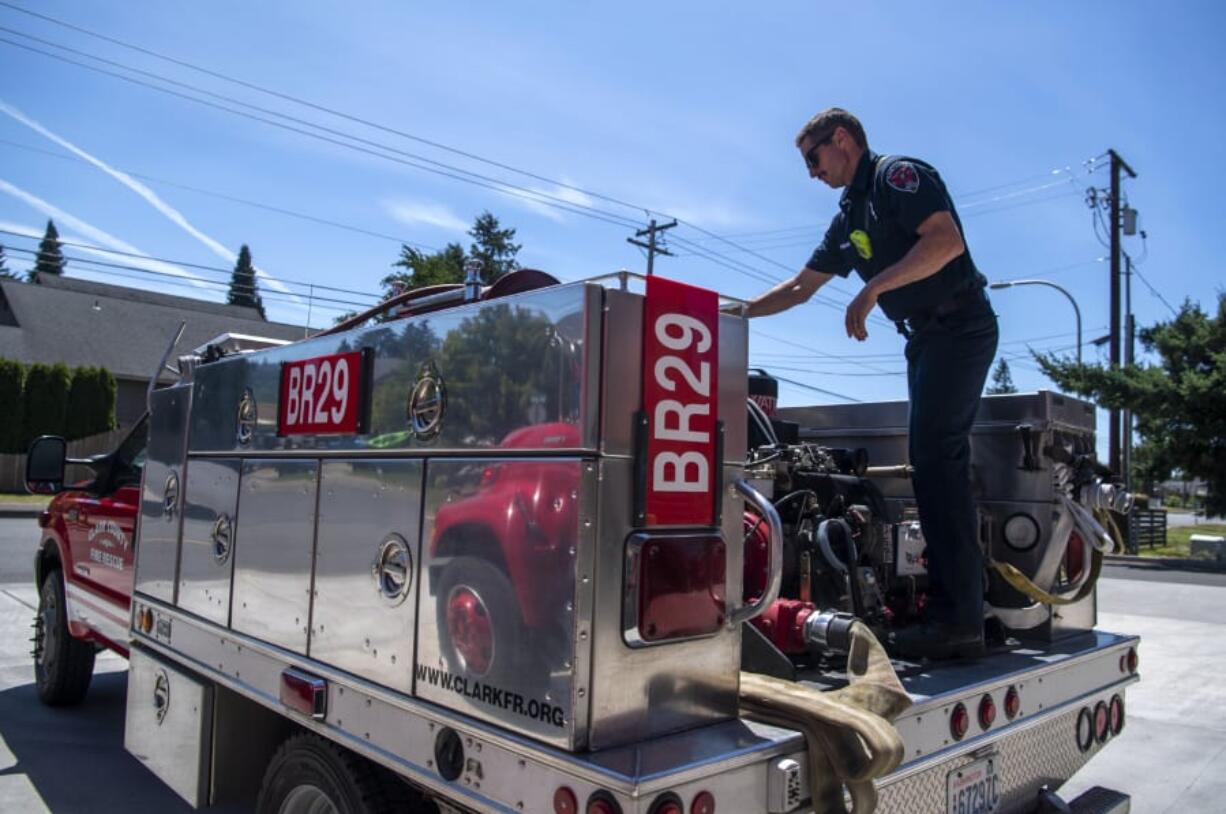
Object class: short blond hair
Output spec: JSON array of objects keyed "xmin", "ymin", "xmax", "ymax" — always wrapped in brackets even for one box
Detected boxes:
[{"xmin": 796, "ymin": 107, "xmax": 868, "ymax": 150}]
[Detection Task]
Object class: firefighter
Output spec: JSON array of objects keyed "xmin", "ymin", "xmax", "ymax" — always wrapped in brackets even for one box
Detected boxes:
[{"xmin": 745, "ymin": 107, "xmax": 998, "ymax": 660}]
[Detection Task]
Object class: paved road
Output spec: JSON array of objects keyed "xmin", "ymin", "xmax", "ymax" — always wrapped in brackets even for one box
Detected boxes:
[{"xmin": 2, "ymin": 517, "xmax": 1223, "ymax": 812}]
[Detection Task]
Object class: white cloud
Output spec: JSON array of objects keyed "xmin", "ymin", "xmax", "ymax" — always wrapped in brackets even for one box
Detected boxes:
[
  {"xmin": 0, "ymin": 98, "xmax": 299, "ymax": 300},
  {"xmin": 0, "ymin": 181, "xmax": 216, "ymax": 292},
  {"xmin": 383, "ymin": 199, "xmax": 469, "ymax": 233}
]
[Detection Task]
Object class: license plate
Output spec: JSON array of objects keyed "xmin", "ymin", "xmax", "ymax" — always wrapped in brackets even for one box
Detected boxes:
[
  {"xmin": 278, "ymin": 350, "xmax": 369, "ymax": 436},
  {"xmin": 947, "ymin": 754, "xmax": 1001, "ymax": 814}
]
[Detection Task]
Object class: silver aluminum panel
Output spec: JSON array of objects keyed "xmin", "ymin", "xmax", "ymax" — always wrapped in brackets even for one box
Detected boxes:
[
  {"xmin": 415, "ymin": 456, "xmax": 588, "ymax": 749},
  {"xmin": 124, "ymin": 647, "xmax": 213, "ymax": 808},
  {"xmin": 600, "ymin": 289, "xmax": 750, "ymax": 464},
  {"xmin": 230, "ymin": 459, "xmax": 318, "ymax": 653},
  {"xmin": 780, "ymin": 391, "xmax": 1098, "ymax": 503},
  {"xmin": 311, "ymin": 459, "xmax": 425, "ymax": 693},
  {"xmin": 586, "ymin": 457, "xmax": 744, "ymax": 751},
  {"xmin": 134, "ymin": 385, "xmax": 192, "ymax": 603},
  {"xmin": 188, "ymin": 283, "xmax": 601, "ymax": 454},
  {"xmin": 177, "ymin": 458, "xmax": 241, "ymax": 625}
]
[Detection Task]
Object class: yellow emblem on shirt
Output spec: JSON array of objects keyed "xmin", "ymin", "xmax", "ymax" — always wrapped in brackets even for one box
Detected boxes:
[{"xmin": 850, "ymin": 229, "xmax": 873, "ymax": 260}]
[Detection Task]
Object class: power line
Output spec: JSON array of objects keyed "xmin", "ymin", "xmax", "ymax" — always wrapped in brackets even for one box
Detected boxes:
[
  {"xmin": 0, "ymin": 137, "xmax": 435, "ymax": 250},
  {"xmin": 4, "ymin": 248, "xmax": 362, "ymax": 313},
  {"xmin": 0, "ymin": 227, "xmax": 383, "ymax": 301},
  {"xmin": 0, "ymin": 34, "xmax": 644, "ymax": 231},
  {"xmin": 0, "ymin": 20, "xmax": 884, "ymax": 321},
  {"xmin": 1132, "ymin": 267, "xmax": 1179, "ymax": 317},
  {"xmin": 770, "ymin": 373, "xmax": 861, "ymax": 403}
]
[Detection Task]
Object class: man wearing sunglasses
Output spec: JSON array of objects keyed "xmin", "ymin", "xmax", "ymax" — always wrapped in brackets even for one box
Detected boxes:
[{"xmin": 745, "ymin": 107, "xmax": 998, "ymax": 661}]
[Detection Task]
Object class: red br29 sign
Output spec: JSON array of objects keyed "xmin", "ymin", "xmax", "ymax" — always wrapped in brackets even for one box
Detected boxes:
[
  {"xmin": 278, "ymin": 350, "xmax": 368, "ymax": 436},
  {"xmin": 641, "ymin": 276, "xmax": 720, "ymax": 527}
]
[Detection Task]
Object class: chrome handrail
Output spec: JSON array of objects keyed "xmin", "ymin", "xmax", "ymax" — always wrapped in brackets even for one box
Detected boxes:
[{"xmin": 728, "ymin": 478, "xmax": 783, "ymax": 627}]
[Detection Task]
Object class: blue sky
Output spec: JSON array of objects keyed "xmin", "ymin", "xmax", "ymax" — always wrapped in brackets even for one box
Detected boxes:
[{"xmin": 1, "ymin": 1, "xmax": 1223, "ymax": 416}]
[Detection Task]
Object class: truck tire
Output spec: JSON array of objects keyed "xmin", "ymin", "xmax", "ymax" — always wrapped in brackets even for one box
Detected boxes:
[
  {"xmin": 257, "ymin": 732, "xmax": 429, "ymax": 814},
  {"xmin": 436, "ymin": 556, "xmax": 525, "ymax": 686},
  {"xmin": 34, "ymin": 568, "xmax": 96, "ymax": 706}
]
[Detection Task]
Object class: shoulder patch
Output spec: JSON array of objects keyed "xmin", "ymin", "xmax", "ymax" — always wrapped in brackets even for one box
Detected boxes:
[{"xmin": 886, "ymin": 161, "xmax": 920, "ymax": 193}]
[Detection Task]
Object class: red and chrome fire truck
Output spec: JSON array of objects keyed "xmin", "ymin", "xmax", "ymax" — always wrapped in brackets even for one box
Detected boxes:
[{"xmin": 27, "ymin": 268, "xmax": 1136, "ymax": 813}]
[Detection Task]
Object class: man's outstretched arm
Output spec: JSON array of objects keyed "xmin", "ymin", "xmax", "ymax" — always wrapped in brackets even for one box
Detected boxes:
[{"xmin": 746, "ymin": 267, "xmax": 833, "ymax": 318}]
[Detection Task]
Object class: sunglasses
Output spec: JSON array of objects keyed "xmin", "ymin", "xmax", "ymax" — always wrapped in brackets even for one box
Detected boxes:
[{"xmin": 803, "ymin": 131, "xmax": 836, "ymax": 170}]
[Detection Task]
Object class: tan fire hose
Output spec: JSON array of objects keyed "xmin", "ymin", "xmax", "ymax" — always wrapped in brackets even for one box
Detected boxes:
[
  {"xmin": 988, "ymin": 505, "xmax": 1126, "ymax": 607},
  {"xmin": 740, "ymin": 621, "xmax": 911, "ymax": 813}
]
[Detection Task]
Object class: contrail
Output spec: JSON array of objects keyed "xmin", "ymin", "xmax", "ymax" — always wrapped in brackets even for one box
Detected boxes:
[
  {"xmin": 0, "ymin": 178, "xmax": 214, "ymax": 290},
  {"xmin": 0, "ymin": 98, "xmax": 299, "ymax": 300}
]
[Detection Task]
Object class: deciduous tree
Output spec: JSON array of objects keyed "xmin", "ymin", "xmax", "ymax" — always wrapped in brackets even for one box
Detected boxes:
[{"xmin": 1037, "ymin": 294, "xmax": 1226, "ymax": 512}]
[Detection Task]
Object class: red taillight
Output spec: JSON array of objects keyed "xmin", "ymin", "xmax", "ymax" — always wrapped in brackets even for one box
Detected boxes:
[
  {"xmin": 587, "ymin": 793, "xmax": 621, "ymax": 814},
  {"xmin": 1109, "ymin": 694, "xmax": 1125, "ymax": 735},
  {"xmin": 647, "ymin": 794, "xmax": 683, "ymax": 814},
  {"xmin": 978, "ymin": 694, "xmax": 996, "ymax": 730},
  {"xmin": 950, "ymin": 702, "xmax": 969, "ymax": 740},
  {"xmin": 1004, "ymin": 686, "xmax": 1020, "ymax": 720},
  {"xmin": 630, "ymin": 532, "xmax": 726, "ymax": 643},
  {"xmin": 280, "ymin": 668, "xmax": 327, "ymax": 720},
  {"xmin": 1064, "ymin": 530, "xmax": 1086, "ymax": 583},
  {"xmin": 1093, "ymin": 701, "xmax": 1110, "ymax": 743},
  {"xmin": 554, "ymin": 787, "xmax": 578, "ymax": 814},
  {"xmin": 691, "ymin": 791, "xmax": 716, "ymax": 814},
  {"xmin": 1076, "ymin": 707, "xmax": 1094, "ymax": 752},
  {"xmin": 1127, "ymin": 647, "xmax": 1138, "ymax": 674}
]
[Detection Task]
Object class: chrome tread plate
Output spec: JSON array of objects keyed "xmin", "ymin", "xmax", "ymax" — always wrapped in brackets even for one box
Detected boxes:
[{"xmin": 878, "ymin": 703, "xmax": 1113, "ymax": 814}]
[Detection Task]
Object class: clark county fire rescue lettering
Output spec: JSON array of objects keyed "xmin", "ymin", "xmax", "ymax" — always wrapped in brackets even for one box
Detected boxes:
[
  {"xmin": 641, "ymin": 276, "xmax": 720, "ymax": 526},
  {"xmin": 414, "ymin": 664, "xmax": 566, "ymax": 729}
]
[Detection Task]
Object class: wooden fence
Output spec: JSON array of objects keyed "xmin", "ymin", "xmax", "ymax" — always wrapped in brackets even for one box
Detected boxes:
[
  {"xmin": 0, "ymin": 427, "xmax": 131, "ymax": 494},
  {"xmin": 1128, "ymin": 508, "xmax": 1168, "ymax": 553}
]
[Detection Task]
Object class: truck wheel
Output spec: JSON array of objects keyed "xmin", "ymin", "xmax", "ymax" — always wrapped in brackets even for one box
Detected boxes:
[
  {"xmin": 436, "ymin": 556, "xmax": 525, "ymax": 686},
  {"xmin": 34, "ymin": 568, "xmax": 96, "ymax": 706},
  {"xmin": 257, "ymin": 733, "xmax": 428, "ymax": 814}
]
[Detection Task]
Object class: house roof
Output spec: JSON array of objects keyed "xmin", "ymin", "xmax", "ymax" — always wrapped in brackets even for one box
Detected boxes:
[{"xmin": 0, "ymin": 273, "xmax": 306, "ymax": 381}]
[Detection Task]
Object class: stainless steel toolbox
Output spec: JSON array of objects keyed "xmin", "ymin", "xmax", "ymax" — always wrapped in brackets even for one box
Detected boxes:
[{"xmin": 134, "ymin": 277, "xmax": 751, "ymax": 751}]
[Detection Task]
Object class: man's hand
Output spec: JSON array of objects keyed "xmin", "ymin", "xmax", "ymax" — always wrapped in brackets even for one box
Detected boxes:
[{"xmin": 845, "ymin": 284, "xmax": 878, "ymax": 341}]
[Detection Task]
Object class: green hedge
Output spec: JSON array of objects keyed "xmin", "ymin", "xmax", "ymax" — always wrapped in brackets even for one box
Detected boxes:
[
  {"xmin": 0, "ymin": 359, "xmax": 24, "ymax": 452},
  {"xmin": 0, "ymin": 358, "xmax": 117, "ymax": 452},
  {"xmin": 66, "ymin": 367, "xmax": 117, "ymax": 440}
]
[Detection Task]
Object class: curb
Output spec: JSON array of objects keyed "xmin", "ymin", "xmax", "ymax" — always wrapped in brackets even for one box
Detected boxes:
[
  {"xmin": 1105, "ymin": 553, "xmax": 1226, "ymax": 574},
  {"xmin": 0, "ymin": 504, "xmax": 46, "ymax": 518}
]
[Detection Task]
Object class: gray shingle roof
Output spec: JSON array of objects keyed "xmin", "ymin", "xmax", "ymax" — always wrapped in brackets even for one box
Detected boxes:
[{"xmin": 0, "ymin": 273, "xmax": 306, "ymax": 381}]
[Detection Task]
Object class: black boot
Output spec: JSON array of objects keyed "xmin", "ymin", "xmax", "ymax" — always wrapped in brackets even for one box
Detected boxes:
[{"xmin": 889, "ymin": 620, "xmax": 985, "ymax": 661}]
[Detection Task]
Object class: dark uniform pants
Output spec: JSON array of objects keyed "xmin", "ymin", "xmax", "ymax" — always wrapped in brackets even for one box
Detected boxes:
[{"xmin": 905, "ymin": 299, "xmax": 999, "ymax": 630}]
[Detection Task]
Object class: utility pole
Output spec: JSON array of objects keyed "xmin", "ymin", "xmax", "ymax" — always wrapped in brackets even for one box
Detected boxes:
[
  {"xmin": 1122, "ymin": 253, "xmax": 1135, "ymax": 491},
  {"xmin": 1108, "ymin": 149, "xmax": 1136, "ymax": 474},
  {"xmin": 627, "ymin": 219, "xmax": 677, "ymax": 276}
]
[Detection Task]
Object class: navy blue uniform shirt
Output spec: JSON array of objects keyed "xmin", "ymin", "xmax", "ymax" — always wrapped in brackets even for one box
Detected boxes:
[{"xmin": 807, "ymin": 150, "xmax": 986, "ymax": 322}]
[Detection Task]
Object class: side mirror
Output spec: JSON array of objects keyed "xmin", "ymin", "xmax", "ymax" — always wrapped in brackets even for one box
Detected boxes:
[{"xmin": 26, "ymin": 435, "xmax": 67, "ymax": 495}]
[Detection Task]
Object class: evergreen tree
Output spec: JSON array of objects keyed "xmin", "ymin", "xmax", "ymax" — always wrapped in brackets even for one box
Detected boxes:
[
  {"xmin": 1037, "ymin": 294, "xmax": 1226, "ymax": 513},
  {"xmin": 467, "ymin": 210, "xmax": 521, "ymax": 283},
  {"xmin": 986, "ymin": 358, "xmax": 1018, "ymax": 395},
  {"xmin": 227, "ymin": 244, "xmax": 266, "ymax": 318},
  {"xmin": 0, "ymin": 243, "xmax": 19, "ymax": 279},
  {"xmin": 32, "ymin": 219, "xmax": 66, "ymax": 278},
  {"xmin": 338, "ymin": 212, "xmax": 524, "ymax": 325}
]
